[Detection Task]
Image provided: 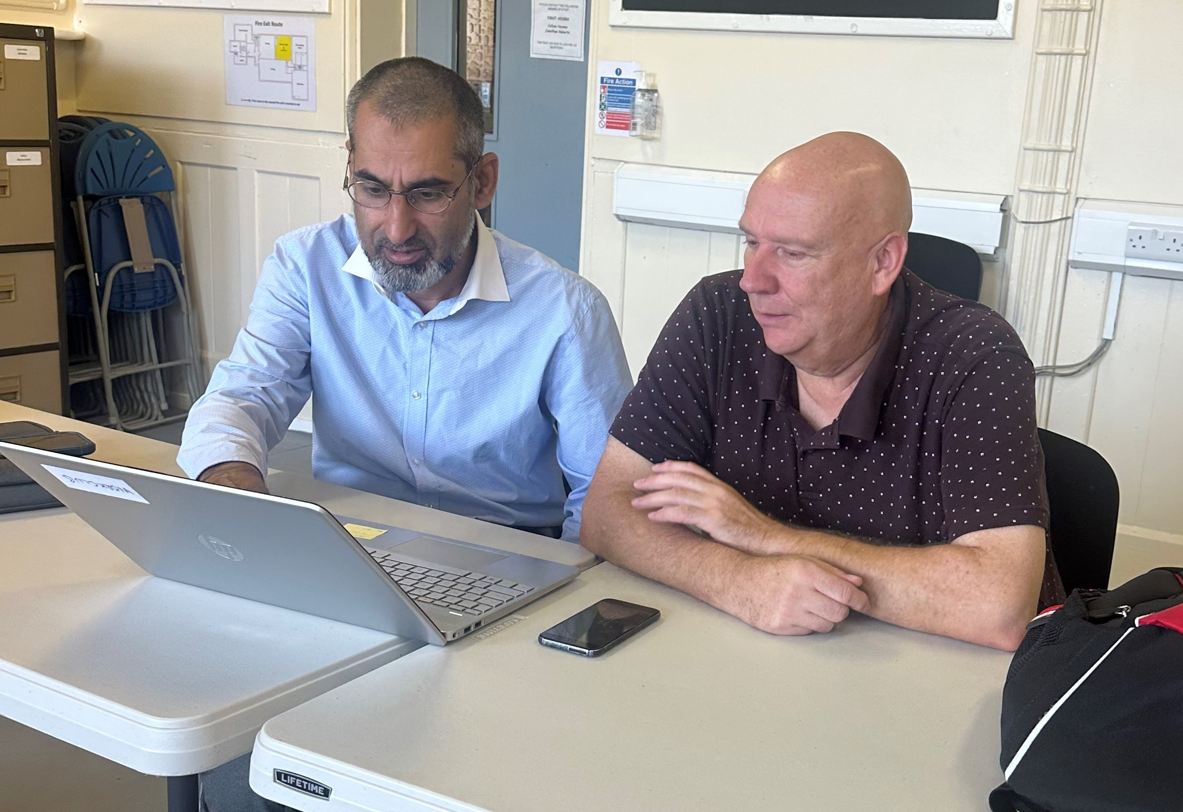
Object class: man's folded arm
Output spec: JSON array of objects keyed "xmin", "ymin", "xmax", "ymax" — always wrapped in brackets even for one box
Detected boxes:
[
  {"xmin": 626, "ymin": 452, "xmax": 1043, "ymax": 651},
  {"xmin": 581, "ymin": 438, "xmax": 869, "ymax": 636},
  {"xmin": 178, "ymin": 242, "xmax": 314, "ymax": 483},
  {"xmin": 742, "ymin": 522, "xmax": 1044, "ymax": 651}
]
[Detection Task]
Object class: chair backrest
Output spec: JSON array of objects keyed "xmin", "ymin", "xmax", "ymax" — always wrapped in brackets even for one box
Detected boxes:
[
  {"xmin": 1038, "ymin": 428, "xmax": 1119, "ymax": 594},
  {"xmin": 76, "ymin": 122, "xmax": 175, "ymax": 198},
  {"xmin": 903, "ymin": 232, "xmax": 983, "ymax": 302}
]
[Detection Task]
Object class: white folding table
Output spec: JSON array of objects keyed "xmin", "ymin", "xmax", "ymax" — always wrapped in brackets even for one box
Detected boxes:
[
  {"xmin": 251, "ymin": 563, "xmax": 1012, "ymax": 812},
  {"xmin": 0, "ymin": 402, "xmax": 593, "ymax": 810}
]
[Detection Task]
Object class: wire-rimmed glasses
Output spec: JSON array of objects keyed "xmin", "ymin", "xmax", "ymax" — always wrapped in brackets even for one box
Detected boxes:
[{"xmin": 343, "ymin": 160, "xmax": 480, "ymax": 214}]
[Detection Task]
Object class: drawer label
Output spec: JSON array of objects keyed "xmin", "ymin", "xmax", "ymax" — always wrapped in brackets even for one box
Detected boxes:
[
  {"xmin": 5, "ymin": 152, "xmax": 43, "ymax": 167},
  {"xmin": 42, "ymin": 464, "xmax": 149, "ymax": 504},
  {"xmin": 3, "ymin": 44, "xmax": 42, "ymax": 61}
]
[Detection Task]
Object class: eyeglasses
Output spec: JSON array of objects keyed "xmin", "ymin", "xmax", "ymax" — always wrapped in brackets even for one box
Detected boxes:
[{"xmin": 343, "ymin": 160, "xmax": 480, "ymax": 214}]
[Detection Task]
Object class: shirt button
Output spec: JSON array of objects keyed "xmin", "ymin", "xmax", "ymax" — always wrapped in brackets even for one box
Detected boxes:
[
  {"xmin": 413, "ymin": 458, "xmax": 422, "ymax": 465},
  {"xmin": 416, "ymin": 322, "xmax": 428, "ymax": 330},
  {"xmin": 411, "ymin": 390, "xmax": 422, "ymax": 400}
]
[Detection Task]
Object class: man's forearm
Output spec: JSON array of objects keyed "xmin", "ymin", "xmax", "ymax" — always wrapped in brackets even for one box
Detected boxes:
[
  {"xmin": 584, "ymin": 438, "xmax": 871, "ymax": 636},
  {"xmin": 757, "ymin": 524, "xmax": 1041, "ymax": 650},
  {"xmin": 582, "ymin": 482, "xmax": 749, "ymax": 614}
]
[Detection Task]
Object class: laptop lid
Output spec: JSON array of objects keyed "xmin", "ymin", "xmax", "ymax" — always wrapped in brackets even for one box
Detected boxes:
[{"xmin": 0, "ymin": 442, "xmax": 446, "ymax": 645}]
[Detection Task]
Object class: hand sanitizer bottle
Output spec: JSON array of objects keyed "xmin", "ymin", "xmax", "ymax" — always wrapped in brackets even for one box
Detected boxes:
[{"xmin": 630, "ymin": 71, "xmax": 662, "ymax": 140}]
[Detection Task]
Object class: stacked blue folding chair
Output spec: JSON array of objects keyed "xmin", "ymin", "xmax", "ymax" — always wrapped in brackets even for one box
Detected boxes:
[
  {"xmin": 70, "ymin": 122, "xmax": 203, "ymax": 430},
  {"xmin": 58, "ymin": 116, "xmax": 108, "ymax": 419}
]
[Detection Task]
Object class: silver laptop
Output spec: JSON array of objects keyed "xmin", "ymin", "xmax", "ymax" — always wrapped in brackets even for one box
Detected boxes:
[{"xmin": 0, "ymin": 442, "xmax": 579, "ymax": 645}]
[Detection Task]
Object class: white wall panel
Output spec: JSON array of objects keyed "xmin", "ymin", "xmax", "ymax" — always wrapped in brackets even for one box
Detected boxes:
[
  {"xmin": 1046, "ymin": 270, "xmax": 1183, "ymax": 539},
  {"xmin": 177, "ymin": 163, "xmax": 242, "ymax": 364},
  {"xmin": 618, "ymin": 223, "xmax": 739, "ymax": 377},
  {"xmin": 1135, "ymin": 282, "xmax": 1183, "ymax": 533},
  {"xmin": 1050, "ymin": 274, "xmax": 1178, "ymax": 534},
  {"xmin": 258, "ymin": 172, "xmax": 323, "ymax": 268},
  {"xmin": 129, "ymin": 124, "xmax": 346, "ymax": 372},
  {"xmin": 1043, "ymin": 267, "xmax": 1110, "ymax": 439},
  {"xmin": 580, "ymin": 161, "xmax": 627, "ymax": 332}
]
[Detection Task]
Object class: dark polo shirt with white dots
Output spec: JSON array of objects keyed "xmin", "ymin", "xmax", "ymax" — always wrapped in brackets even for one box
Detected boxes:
[{"xmin": 611, "ymin": 268, "xmax": 1064, "ymax": 608}]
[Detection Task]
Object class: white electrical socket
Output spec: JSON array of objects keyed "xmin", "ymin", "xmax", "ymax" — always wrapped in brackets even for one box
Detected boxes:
[{"xmin": 1126, "ymin": 223, "xmax": 1183, "ymax": 262}]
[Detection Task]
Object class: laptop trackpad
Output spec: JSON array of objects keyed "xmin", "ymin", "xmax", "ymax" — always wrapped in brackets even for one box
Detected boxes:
[{"xmin": 390, "ymin": 536, "xmax": 508, "ymax": 571}]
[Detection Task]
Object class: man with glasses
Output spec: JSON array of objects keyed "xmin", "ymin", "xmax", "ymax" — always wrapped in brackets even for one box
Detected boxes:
[
  {"xmin": 179, "ymin": 56, "xmax": 630, "ymax": 544},
  {"xmin": 183, "ymin": 56, "xmax": 630, "ymax": 812}
]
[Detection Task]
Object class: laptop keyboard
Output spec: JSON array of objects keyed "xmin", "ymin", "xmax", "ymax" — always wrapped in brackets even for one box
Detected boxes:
[{"xmin": 367, "ymin": 550, "xmax": 534, "ymax": 616}]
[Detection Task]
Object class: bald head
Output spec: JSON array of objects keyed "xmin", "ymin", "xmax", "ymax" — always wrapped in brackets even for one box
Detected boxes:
[
  {"xmin": 738, "ymin": 133, "xmax": 913, "ymax": 373},
  {"xmin": 756, "ymin": 132, "xmax": 912, "ymax": 238}
]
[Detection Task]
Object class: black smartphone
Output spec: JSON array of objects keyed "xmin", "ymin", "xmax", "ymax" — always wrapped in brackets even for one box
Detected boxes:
[{"xmin": 538, "ymin": 598, "xmax": 660, "ymax": 657}]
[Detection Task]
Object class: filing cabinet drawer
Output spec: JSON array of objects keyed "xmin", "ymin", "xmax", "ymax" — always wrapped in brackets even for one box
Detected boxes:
[
  {"xmin": 0, "ymin": 251, "xmax": 58, "ymax": 351},
  {"xmin": 0, "ymin": 38, "xmax": 50, "ymax": 142},
  {"xmin": 0, "ymin": 150, "xmax": 53, "ymax": 247},
  {"xmin": 0, "ymin": 349, "xmax": 61, "ymax": 414}
]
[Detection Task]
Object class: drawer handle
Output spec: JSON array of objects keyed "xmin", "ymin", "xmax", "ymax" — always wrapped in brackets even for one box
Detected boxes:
[
  {"xmin": 0, "ymin": 169, "xmax": 8, "ymax": 198},
  {"xmin": 0, "ymin": 375, "xmax": 19, "ymax": 403},
  {"xmin": 0, "ymin": 274, "xmax": 14, "ymax": 303}
]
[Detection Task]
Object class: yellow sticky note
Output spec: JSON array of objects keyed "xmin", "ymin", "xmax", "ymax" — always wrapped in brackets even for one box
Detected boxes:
[
  {"xmin": 276, "ymin": 36, "xmax": 292, "ymax": 61},
  {"xmin": 343, "ymin": 523, "xmax": 387, "ymax": 540}
]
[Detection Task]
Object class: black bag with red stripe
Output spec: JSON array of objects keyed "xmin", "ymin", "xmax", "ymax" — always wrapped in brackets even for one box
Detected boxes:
[{"xmin": 989, "ymin": 567, "xmax": 1183, "ymax": 812}]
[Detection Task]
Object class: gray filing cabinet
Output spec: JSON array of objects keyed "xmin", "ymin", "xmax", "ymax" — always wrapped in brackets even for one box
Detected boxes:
[{"xmin": 0, "ymin": 23, "xmax": 66, "ymax": 414}]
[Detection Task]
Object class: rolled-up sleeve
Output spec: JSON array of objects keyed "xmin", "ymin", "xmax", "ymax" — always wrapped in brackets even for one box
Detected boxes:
[{"xmin": 177, "ymin": 237, "xmax": 313, "ymax": 479}]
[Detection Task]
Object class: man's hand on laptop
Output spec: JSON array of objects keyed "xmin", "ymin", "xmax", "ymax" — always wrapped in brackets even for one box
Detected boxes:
[{"xmin": 198, "ymin": 461, "xmax": 269, "ymax": 494}]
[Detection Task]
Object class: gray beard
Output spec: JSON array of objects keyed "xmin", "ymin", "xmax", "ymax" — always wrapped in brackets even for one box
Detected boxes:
[{"xmin": 366, "ymin": 212, "xmax": 476, "ymax": 298}]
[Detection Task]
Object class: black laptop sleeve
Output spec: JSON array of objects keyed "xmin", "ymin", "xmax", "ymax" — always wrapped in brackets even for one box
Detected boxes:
[{"xmin": 0, "ymin": 421, "xmax": 97, "ymax": 514}]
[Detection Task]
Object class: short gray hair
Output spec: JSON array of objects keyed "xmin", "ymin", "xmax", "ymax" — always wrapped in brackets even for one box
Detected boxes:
[{"xmin": 346, "ymin": 57, "xmax": 485, "ymax": 170}]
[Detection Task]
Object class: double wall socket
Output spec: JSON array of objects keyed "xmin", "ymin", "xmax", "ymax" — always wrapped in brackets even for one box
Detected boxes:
[{"xmin": 1126, "ymin": 224, "xmax": 1183, "ymax": 262}]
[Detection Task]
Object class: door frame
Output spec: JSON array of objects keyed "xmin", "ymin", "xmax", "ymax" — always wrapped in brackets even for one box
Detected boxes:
[{"xmin": 405, "ymin": 0, "xmax": 504, "ymax": 227}]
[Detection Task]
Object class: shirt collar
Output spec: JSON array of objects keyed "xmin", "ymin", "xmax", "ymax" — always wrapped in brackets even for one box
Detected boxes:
[
  {"xmin": 836, "ymin": 277, "xmax": 906, "ymax": 441},
  {"xmin": 452, "ymin": 216, "xmax": 510, "ymax": 311},
  {"xmin": 341, "ymin": 216, "xmax": 510, "ymax": 313},
  {"xmin": 758, "ymin": 273, "xmax": 907, "ymax": 442}
]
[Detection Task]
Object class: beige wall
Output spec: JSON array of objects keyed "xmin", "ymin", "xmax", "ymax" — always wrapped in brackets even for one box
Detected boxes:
[
  {"xmin": 69, "ymin": 1, "xmax": 361, "ymax": 367},
  {"xmin": 0, "ymin": 0, "xmax": 78, "ymax": 110},
  {"xmin": 586, "ymin": 2, "xmax": 1038, "ymax": 192},
  {"xmin": 580, "ymin": 0, "xmax": 1040, "ymax": 371},
  {"xmin": 0, "ymin": 1, "xmax": 72, "ymax": 29},
  {"xmin": 3, "ymin": 0, "xmax": 402, "ymax": 375},
  {"xmin": 579, "ymin": 1, "xmax": 1183, "ymax": 543},
  {"xmin": 1044, "ymin": 0, "xmax": 1183, "ymax": 540}
]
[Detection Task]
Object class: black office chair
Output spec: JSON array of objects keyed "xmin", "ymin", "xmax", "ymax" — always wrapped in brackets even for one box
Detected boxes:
[
  {"xmin": 1038, "ymin": 428, "xmax": 1120, "ymax": 594},
  {"xmin": 903, "ymin": 232, "xmax": 983, "ymax": 302}
]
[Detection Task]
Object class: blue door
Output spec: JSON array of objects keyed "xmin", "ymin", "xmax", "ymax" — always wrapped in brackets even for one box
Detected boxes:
[{"xmin": 411, "ymin": 0, "xmax": 590, "ymax": 272}]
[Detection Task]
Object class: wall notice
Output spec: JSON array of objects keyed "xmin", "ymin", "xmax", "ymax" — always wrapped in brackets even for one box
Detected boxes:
[
  {"xmin": 224, "ymin": 14, "xmax": 316, "ymax": 112},
  {"xmin": 595, "ymin": 61, "xmax": 640, "ymax": 137},
  {"xmin": 530, "ymin": 0, "xmax": 586, "ymax": 62}
]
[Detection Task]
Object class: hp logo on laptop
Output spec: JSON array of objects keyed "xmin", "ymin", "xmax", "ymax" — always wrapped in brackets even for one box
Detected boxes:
[{"xmin": 198, "ymin": 533, "xmax": 244, "ymax": 562}]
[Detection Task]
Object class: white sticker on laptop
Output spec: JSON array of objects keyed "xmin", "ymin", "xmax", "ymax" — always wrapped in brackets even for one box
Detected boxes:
[
  {"xmin": 42, "ymin": 464, "xmax": 149, "ymax": 504},
  {"xmin": 4, "ymin": 44, "xmax": 42, "ymax": 61}
]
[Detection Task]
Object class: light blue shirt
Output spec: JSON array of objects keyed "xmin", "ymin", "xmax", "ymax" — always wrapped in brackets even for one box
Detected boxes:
[{"xmin": 178, "ymin": 214, "xmax": 631, "ymax": 540}]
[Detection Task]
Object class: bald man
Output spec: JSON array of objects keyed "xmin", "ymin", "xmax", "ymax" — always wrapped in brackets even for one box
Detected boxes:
[{"xmin": 581, "ymin": 133, "xmax": 1062, "ymax": 651}]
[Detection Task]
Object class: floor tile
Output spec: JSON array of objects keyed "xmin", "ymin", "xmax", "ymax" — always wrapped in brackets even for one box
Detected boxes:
[{"xmin": 1110, "ymin": 533, "xmax": 1183, "ymax": 587}]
